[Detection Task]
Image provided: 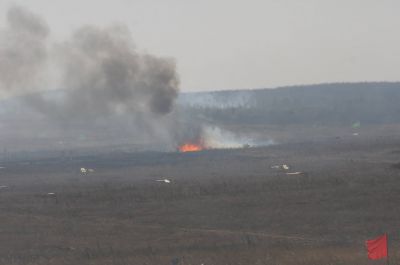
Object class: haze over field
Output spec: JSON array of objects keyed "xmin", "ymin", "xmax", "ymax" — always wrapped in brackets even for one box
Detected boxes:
[{"xmin": 0, "ymin": 2, "xmax": 398, "ymax": 155}]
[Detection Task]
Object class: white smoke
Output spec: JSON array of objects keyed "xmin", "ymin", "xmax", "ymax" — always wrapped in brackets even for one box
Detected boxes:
[{"xmin": 202, "ymin": 126, "xmax": 275, "ymax": 149}]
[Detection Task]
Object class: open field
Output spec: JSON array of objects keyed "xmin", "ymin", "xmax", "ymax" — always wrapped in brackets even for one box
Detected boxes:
[{"xmin": 1, "ymin": 131, "xmax": 400, "ymax": 265}]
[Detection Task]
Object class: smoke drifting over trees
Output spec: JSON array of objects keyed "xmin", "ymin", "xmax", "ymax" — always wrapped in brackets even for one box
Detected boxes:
[{"xmin": 0, "ymin": 6, "xmax": 180, "ymax": 144}]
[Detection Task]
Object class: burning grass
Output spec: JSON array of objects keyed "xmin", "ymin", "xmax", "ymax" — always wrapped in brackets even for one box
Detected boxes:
[{"xmin": 178, "ymin": 142, "xmax": 204, "ymax": 152}]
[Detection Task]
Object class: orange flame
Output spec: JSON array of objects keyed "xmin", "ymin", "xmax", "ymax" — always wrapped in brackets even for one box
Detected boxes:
[{"xmin": 179, "ymin": 143, "xmax": 203, "ymax": 152}]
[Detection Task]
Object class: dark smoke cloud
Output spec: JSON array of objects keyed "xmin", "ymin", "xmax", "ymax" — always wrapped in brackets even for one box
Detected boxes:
[
  {"xmin": 0, "ymin": 6, "xmax": 180, "ymax": 149},
  {"xmin": 0, "ymin": 6, "xmax": 49, "ymax": 93},
  {"xmin": 55, "ymin": 25, "xmax": 179, "ymax": 120}
]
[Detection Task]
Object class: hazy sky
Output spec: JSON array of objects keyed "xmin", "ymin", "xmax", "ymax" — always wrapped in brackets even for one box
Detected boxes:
[{"xmin": 0, "ymin": 0, "xmax": 399, "ymax": 92}]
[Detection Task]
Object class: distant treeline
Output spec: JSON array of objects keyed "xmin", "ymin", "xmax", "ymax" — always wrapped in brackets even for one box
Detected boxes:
[{"xmin": 179, "ymin": 82, "xmax": 400, "ymax": 125}]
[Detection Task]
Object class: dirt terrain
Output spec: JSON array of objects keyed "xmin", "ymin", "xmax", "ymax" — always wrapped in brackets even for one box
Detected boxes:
[{"xmin": 1, "ymin": 130, "xmax": 400, "ymax": 265}]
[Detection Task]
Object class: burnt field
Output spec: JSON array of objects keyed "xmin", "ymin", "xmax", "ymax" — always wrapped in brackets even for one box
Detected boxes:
[{"xmin": 1, "ymin": 133, "xmax": 400, "ymax": 265}]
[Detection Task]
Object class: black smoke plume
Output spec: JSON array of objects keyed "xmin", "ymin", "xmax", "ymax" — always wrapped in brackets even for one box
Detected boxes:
[{"xmin": 0, "ymin": 6, "xmax": 180, "ymax": 150}]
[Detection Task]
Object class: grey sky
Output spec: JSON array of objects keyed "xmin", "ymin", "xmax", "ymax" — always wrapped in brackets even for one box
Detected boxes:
[{"xmin": 1, "ymin": 0, "xmax": 399, "ymax": 92}]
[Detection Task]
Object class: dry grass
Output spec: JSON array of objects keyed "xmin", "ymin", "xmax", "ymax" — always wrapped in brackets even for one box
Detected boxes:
[{"xmin": 1, "ymin": 132, "xmax": 400, "ymax": 264}]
